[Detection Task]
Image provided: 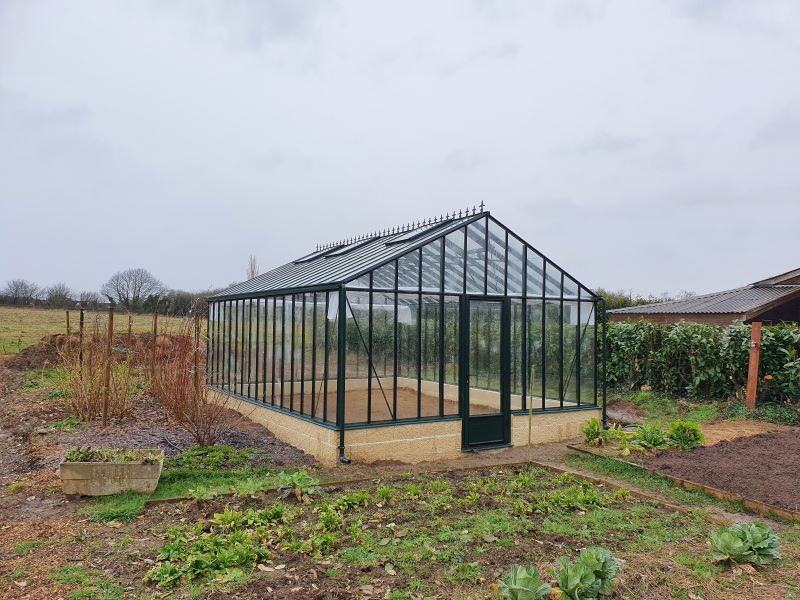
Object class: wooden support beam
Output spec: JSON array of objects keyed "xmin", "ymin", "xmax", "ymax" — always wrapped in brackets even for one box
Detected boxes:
[{"xmin": 746, "ymin": 321, "xmax": 762, "ymax": 410}]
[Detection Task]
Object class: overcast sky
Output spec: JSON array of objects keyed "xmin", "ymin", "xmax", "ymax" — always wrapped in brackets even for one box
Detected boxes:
[{"xmin": 1, "ymin": 1, "xmax": 799, "ymax": 297}]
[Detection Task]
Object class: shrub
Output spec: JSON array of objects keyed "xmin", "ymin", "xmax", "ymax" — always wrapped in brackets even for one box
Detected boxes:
[
  {"xmin": 710, "ymin": 522, "xmax": 781, "ymax": 566},
  {"xmin": 551, "ymin": 547, "xmax": 622, "ymax": 599},
  {"xmin": 666, "ymin": 420, "xmax": 704, "ymax": 450},
  {"xmin": 494, "ymin": 564, "xmax": 551, "ymax": 599},
  {"xmin": 150, "ymin": 311, "xmax": 240, "ymax": 446},
  {"xmin": 631, "ymin": 422, "xmax": 670, "ymax": 450}
]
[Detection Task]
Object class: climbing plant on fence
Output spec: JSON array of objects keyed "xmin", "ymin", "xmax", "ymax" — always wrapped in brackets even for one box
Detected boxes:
[{"xmin": 604, "ymin": 321, "xmax": 800, "ymax": 401}]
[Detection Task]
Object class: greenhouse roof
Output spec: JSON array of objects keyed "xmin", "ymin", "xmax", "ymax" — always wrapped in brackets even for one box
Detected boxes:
[{"xmin": 210, "ymin": 208, "xmax": 596, "ymax": 301}]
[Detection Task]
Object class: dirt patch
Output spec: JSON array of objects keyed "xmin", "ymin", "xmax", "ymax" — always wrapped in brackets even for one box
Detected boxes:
[
  {"xmin": 640, "ymin": 431, "xmax": 800, "ymax": 512},
  {"xmin": 605, "ymin": 399, "xmax": 644, "ymax": 424},
  {"xmin": 5, "ymin": 334, "xmax": 72, "ymax": 370},
  {"xmin": 701, "ymin": 420, "xmax": 794, "ymax": 446}
]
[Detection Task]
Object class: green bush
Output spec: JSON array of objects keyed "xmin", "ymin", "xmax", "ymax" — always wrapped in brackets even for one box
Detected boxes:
[
  {"xmin": 710, "ymin": 522, "xmax": 780, "ymax": 565},
  {"xmin": 495, "ymin": 564, "xmax": 551, "ymax": 599},
  {"xmin": 605, "ymin": 321, "xmax": 800, "ymax": 403},
  {"xmin": 581, "ymin": 418, "xmax": 604, "ymax": 446},
  {"xmin": 666, "ymin": 420, "xmax": 704, "ymax": 450}
]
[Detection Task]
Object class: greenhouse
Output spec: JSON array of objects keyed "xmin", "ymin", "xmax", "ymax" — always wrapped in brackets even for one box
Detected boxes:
[{"xmin": 207, "ymin": 207, "xmax": 605, "ymax": 465}]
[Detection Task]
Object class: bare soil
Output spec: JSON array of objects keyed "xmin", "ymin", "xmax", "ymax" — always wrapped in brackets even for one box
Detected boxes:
[
  {"xmin": 700, "ymin": 419, "xmax": 793, "ymax": 446},
  {"xmin": 605, "ymin": 399, "xmax": 644, "ymax": 424},
  {"xmin": 640, "ymin": 430, "xmax": 800, "ymax": 512}
]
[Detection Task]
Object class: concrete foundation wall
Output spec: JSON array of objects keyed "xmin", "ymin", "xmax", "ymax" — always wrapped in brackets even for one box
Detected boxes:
[{"xmin": 212, "ymin": 388, "xmax": 599, "ymax": 466}]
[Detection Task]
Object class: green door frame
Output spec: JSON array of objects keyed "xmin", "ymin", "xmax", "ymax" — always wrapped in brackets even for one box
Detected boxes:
[{"xmin": 460, "ymin": 295, "xmax": 511, "ymax": 450}]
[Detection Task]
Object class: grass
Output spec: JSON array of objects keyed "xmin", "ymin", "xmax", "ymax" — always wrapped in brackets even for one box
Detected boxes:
[
  {"xmin": 7, "ymin": 480, "xmax": 29, "ymax": 494},
  {"xmin": 50, "ymin": 565, "xmax": 124, "ymax": 600},
  {"xmin": 564, "ymin": 452, "xmax": 744, "ymax": 512},
  {"xmin": 52, "ymin": 417, "xmax": 82, "ymax": 431},
  {"xmin": 0, "ymin": 306, "xmax": 185, "ymax": 354},
  {"xmin": 14, "ymin": 539, "xmax": 55, "ymax": 555},
  {"xmin": 80, "ymin": 449, "xmax": 296, "ymax": 522},
  {"xmin": 610, "ymin": 390, "xmax": 721, "ymax": 423}
]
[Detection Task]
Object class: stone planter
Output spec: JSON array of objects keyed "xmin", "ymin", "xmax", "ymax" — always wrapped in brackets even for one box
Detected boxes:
[{"xmin": 60, "ymin": 451, "xmax": 164, "ymax": 496}]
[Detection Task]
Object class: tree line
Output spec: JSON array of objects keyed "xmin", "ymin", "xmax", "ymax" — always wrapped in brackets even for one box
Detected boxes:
[{"xmin": 0, "ymin": 268, "xmax": 226, "ymax": 316}]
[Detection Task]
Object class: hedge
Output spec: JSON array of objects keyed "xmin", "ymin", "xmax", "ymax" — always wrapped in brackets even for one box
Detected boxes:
[{"xmin": 604, "ymin": 321, "xmax": 800, "ymax": 402}]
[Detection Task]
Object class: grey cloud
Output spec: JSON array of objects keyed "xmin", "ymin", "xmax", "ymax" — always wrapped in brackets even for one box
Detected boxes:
[
  {"xmin": 442, "ymin": 150, "xmax": 487, "ymax": 173},
  {"xmin": 750, "ymin": 108, "xmax": 800, "ymax": 149},
  {"xmin": 552, "ymin": 131, "xmax": 640, "ymax": 157},
  {"xmin": 436, "ymin": 41, "xmax": 519, "ymax": 78}
]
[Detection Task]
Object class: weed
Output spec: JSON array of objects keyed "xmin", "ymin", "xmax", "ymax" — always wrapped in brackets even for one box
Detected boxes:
[
  {"xmin": 14, "ymin": 539, "xmax": 54, "ymax": 555},
  {"xmin": 50, "ymin": 565, "xmax": 124, "ymax": 599},
  {"xmin": 52, "ymin": 417, "xmax": 82, "ymax": 431},
  {"xmin": 376, "ymin": 485, "xmax": 393, "ymax": 502},
  {"xmin": 7, "ymin": 480, "xmax": 29, "ymax": 494}
]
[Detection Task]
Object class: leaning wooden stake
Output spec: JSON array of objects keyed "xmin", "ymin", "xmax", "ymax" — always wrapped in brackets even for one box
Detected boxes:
[
  {"xmin": 746, "ymin": 321, "xmax": 762, "ymax": 410},
  {"xmin": 527, "ymin": 372, "xmax": 534, "ymax": 463},
  {"xmin": 102, "ymin": 306, "xmax": 114, "ymax": 427},
  {"xmin": 66, "ymin": 311, "xmax": 70, "ymax": 335},
  {"xmin": 127, "ymin": 314, "xmax": 132, "ymax": 345},
  {"xmin": 194, "ymin": 312, "xmax": 202, "ymax": 398},
  {"xmin": 78, "ymin": 308, "xmax": 85, "ymax": 368}
]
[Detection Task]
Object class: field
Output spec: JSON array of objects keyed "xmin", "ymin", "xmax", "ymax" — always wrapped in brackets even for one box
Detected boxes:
[{"xmin": 0, "ymin": 306, "xmax": 186, "ymax": 354}]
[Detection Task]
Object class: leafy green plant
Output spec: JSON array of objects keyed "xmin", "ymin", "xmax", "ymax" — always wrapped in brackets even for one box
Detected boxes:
[
  {"xmin": 165, "ymin": 445, "xmax": 258, "ymax": 471},
  {"xmin": 275, "ymin": 470, "xmax": 320, "ymax": 502},
  {"xmin": 376, "ymin": 485, "xmax": 393, "ymax": 502},
  {"xmin": 494, "ymin": 564, "xmax": 551, "ymax": 599},
  {"xmin": 581, "ymin": 418, "xmax": 604, "ymax": 446},
  {"xmin": 631, "ymin": 422, "xmax": 670, "ymax": 450},
  {"xmin": 63, "ymin": 447, "xmax": 162, "ymax": 463},
  {"xmin": 51, "ymin": 417, "xmax": 81, "ymax": 431},
  {"xmin": 710, "ymin": 522, "xmax": 781, "ymax": 565},
  {"xmin": 666, "ymin": 420, "xmax": 704, "ymax": 450},
  {"xmin": 551, "ymin": 547, "xmax": 622, "ymax": 599}
]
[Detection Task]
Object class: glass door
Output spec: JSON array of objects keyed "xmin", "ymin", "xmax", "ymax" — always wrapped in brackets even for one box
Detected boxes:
[{"xmin": 461, "ymin": 297, "xmax": 511, "ymax": 449}]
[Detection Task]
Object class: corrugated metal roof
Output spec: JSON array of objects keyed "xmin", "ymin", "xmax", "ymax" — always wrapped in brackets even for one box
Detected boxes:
[
  {"xmin": 210, "ymin": 213, "xmax": 480, "ymax": 299},
  {"xmin": 608, "ymin": 285, "xmax": 800, "ymax": 315}
]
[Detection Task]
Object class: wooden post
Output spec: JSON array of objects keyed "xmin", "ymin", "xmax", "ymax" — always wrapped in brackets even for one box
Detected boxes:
[
  {"xmin": 102, "ymin": 306, "xmax": 114, "ymax": 427},
  {"xmin": 127, "ymin": 315, "xmax": 133, "ymax": 345},
  {"xmin": 78, "ymin": 309, "xmax": 85, "ymax": 368},
  {"xmin": 151, "ymin": 312, "xmax": 158, "ymax": 384},
  {"xmin": 66, "ymin": 311, "xmax": 71, "ymax": 335},
  {"xmin": 746, "ymin": 321, "xmax": 762, "ymax": 410}
]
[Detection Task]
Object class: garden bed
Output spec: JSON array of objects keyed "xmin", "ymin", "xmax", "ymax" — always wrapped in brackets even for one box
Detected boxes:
[{"xmin": 638, "ymin": 431, "xmax": 800, "ymax": 514}]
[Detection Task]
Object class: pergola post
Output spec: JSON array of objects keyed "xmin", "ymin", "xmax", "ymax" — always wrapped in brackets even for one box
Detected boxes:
[{"xmin": 746, "ymin": 321, "xmax": 762, "ymax": 410}]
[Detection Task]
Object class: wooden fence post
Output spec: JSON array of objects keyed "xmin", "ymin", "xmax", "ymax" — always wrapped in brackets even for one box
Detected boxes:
[
  {"xmin": 102, "ymin": 306, "xmax": 114, "ymax": 426},
  {"xmin": 151, "ymin": 312, "xmax": 158, "ymax": 385},
  {"xmin": 194, "ymin": 312, "xmax": 201, "ymax": 397},
  {"xmin": 66, "ymin": 311, "xmax": 70, "ymax": 335},
  {"xmin": 79, "ymin": 308, "xmax": 85, "ymax": 368},
  {"xmin": 746, "ymin": 321, "xmax": 762, "ymax": 410},
  {"xmin": 128, "ymin": 315, "xmax": 132, "ymax": 345}
]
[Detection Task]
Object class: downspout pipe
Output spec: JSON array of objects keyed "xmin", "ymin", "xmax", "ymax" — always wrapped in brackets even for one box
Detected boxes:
[
  {"xmin": 600, "ymin": 297, "xmax": 608, "ymax": 429},
  {"xmin": 336, "ymin": 285, "xmax": 351, "ymax": 464}
]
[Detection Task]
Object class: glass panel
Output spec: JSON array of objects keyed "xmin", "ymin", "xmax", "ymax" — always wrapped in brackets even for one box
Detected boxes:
[
  {"xmin": 579, "ymin": 298, "xmax": 597, "ymax": 406},
  {"xmin": 468, "ymin": 300, "xmax": 501, "ymax": 415},
  {"xmin": 507, "ymin": 235, "xmax": 524, "ymax": 295},
  {"xmin": 465, "ymin": 218, "xmax": 486, "ymax": 294},
  {"xmin": 563, "ymin": 276, "xmax": 580, "ymax": 299},
  {"xmin": 397, "ymin": 251, "xmax": 420, "ymax": 291},
  {"xmin": 421, "ymin": 238, "xmax": 442, "ymax": 293},
  {"xmin": 311, "ymin": 292, "xmax": 326, "ymax": 419},
  {"xmin": 370, "ymin": 291, "xmax": 395, "ymax": 422},
  {"xmin": 301, "ymin": 293, "xmax": 315, "ymax": 415},
  {"xmin": 279, "ymin": 296, "xmax": 289, "ymax": 407},
  {"xmin": 526, "ymin": 250, "xmax": 545, "ymax": 298},
  {"xmin": 373, "ymin": 261, "xmax": 396, "ymax": 289},
  {"xmin": 344, "ymin": 291, "xmax": 371, "ymax": 424},
  {"xmin": 486, "ymin": 220, "xmax": 506, "ymax": 295},
  {"xmin": 544, "ymin": 300, "xmax": 561, "ymax": 408},
  {"xmin": 420, "ymin": 294, "xmax": 441, "ymax": 417},
  {"xmin": 396, "ymin": 293, "xmax": 419, "ymax": 419},
  {"xmin": 510, "ymin": 298, "xmax": 524, "ymax": 409},
  {"xmin": 443, "ymin": 227, "xmax": 465, "ymax": 293},
  {"xmin": 348, "ymin": 273, "xmax": 371, "ymax": 289},
  {"xmin": 563, "ymin": 301, "xmax": 578, "ymax": 406},
  {"xmin": 525, "ymin": 300, "xmax": 543, "ymax": 409},
  {"xmin": 266, "ymin": 298, "xmax": 275, "ymax": 403},
  {"xmin": 544, "ymin": 260, "xmax": 562, "ymax": 297},
  {"xmin": 442, "ymin": 295, "xmax": 460, "ymax": 415},
  {"xmin": 246, "ymin": 300, "xmax": 255, "ymax": 400},
  {"xmin": 325, "ymin": 292, "xmax": 338, "ymax": 424}
]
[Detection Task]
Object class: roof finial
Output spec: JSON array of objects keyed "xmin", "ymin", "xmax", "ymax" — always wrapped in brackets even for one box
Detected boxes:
[
  {"xmin": 479, "ymin": 200, "xmax": 485, "ymax": 212},
  {"xmin": 458, "ymin": 209, "xmax": 462, "ymax": 217}
]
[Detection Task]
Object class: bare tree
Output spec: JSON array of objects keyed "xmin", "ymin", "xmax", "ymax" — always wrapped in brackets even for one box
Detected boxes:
[
  {"xmin": 101, "ymin": 268, "xmax": 165, "ymax": 312},
  {"xmin": 45, "ymin": 282, "xmax": 74, "ymax": 308},
  {"xmin": 2, "ymin": 279, "xmax": 41, "ymax": 305},
  {"xmin": 247, "ymin": 254, "xmax": 259, "ymax": 280},
  {"xmin": 79, "ymin": 290, "xmax": 101, "ymax": 309}
]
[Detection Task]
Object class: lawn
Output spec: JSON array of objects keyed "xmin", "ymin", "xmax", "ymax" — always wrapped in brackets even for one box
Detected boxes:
[{"xmin": 0, "ymin": 306, "xmax": 185, "ymax": 354}]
